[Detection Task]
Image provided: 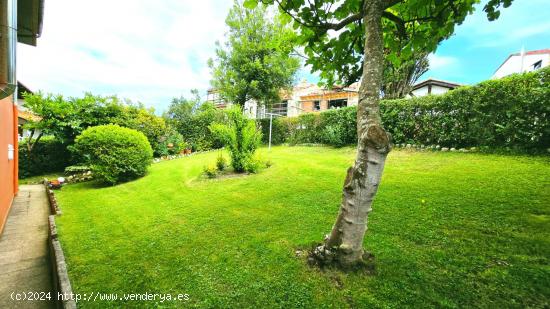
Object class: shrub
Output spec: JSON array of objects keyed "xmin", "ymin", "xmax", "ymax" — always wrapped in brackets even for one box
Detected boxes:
[
  {"xmin": 64, "ymin": 165, "xmax": 91, "ymax": 174},
  {"xmin": 259, "ymin": 116, "xmax": 288, "ymax": 145},
  {"xmin": 216, "ymin": 154, "xmax": 227, "ymax": 171},
  {"xmin": 244, "ymin": 158, "xmax": 262, "ymax": 173},
  {"xmin": 210, "ymin": 107, "xmax": 262, "ymax": 173},
  {"xmin": 19, "ymin": 137, "xmax": 71, "ymax": 178},
  {"xmin": 203, "ymin": 165, "xmax": 217, "ymax": 178},
  {"xmin": 70, "ymin": 124, "xmax": 153, "ymax": 184},
  {"xmin": 157, "ymin": 128, "xmax": 186, "ymax": 157},
  {"xmin": 165, "ymin": 101, "xmax": 225, "ymax": 152}
]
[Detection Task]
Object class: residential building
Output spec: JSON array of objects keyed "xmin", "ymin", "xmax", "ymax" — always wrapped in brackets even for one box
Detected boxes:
[
  {"xmin": 493, "ymin": 48, "xmax": 550, "ymax": 79},
  {"xmin": 207, "ymin": 80, "xmax": 360, "ymax": 119},
  {"xmin": 16, "ymin": 82, "xmax": 40, "ymax": 140},
  {"xmin": 0, "ymin": 0, "xmax": 44, "ymax": 234},
  {"xmin": 410, "ymin": 78, "xmax": 462, "ymax": 97}
]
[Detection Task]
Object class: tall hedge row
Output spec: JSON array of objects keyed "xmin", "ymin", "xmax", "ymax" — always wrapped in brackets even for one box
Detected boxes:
[
  {"xmin": 259, "ymin": 67, "xmax": 550, "ymax": 152},
  {"xmin": 19, "ymin": 137, "xmax": 72, "ymax": 178}
]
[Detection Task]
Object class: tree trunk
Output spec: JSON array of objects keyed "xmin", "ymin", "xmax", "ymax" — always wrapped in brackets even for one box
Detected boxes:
[{"xmin": 312, "ymin": 0, "xmax": 391, "ymax": 268}]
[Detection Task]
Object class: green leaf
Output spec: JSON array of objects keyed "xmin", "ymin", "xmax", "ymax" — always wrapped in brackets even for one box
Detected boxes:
[{"xmin": 243, "ymin": 0, "xmax": 258, "ymax": 9}]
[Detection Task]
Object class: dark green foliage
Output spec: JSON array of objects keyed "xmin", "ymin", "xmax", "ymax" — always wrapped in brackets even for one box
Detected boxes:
[
  {"xmin": 70, "ymin": 125, "xmax": 153, "ymax": 185},
  {"xmin": 382, "ymin": 67, "xmax": 550, "ymax": 151},
  {"xmin": 210, "ymin": 107, "xmax": 262, "ymax": 173},
  {"xmin": 259, "ymin": 116, "xmax": 289, "ymax": 145},
  {"xmin": 64, "ymin": 165, "xmax": 91, "ymax": 174},
  {"xmin": 18, "ymin": 137, "xmax": 71, "ymax": 178},
  {"xmin": 259, "ymin": 68, "xmax": 550, "ymax": 152},
  {"xmin": 319, "ymin": 107, "xmax": 357, "ymax": 147},
  {"xmin": 119, "ymin": 108, "xmax": 169, "ymax": 157},
  {"xmin": 22, "ymin": 92, "xmax": 180, "ymax": 160},
  {"xmin": 164, "ymin": 100, "xmax": 225, "ymax": 152}
]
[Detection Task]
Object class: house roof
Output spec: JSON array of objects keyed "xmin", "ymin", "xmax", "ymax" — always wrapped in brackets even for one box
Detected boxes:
[
  {"xmin": 17, "ymin": 0, "xmax": 45, "ymax": 46},
  {"xmin": 509, "ymin": 48, "xmax": 550, "ymax": 57},
  {"xmin": 17, "ymin": 81, "xmax": 33, "ymax": 97},
  {"xmin": 494, "ymin": 48, "xmax": 550, "ymax": 74},
  {"xmin": 18, "ymin": 109, "xmax": 41, "ymax": 122},
  {"xmin": 412, "ymin": 78, "xmax": 461, "ymax": 91}
]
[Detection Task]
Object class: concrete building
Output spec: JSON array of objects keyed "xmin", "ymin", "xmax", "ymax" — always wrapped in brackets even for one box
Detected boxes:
[
  {"xmin": 0, "ymin": 0, "xmax": 44, "ymax": 234},
  {"xmin": 493, "ymin": 48, "xmax": 550, "ymax": 79}
]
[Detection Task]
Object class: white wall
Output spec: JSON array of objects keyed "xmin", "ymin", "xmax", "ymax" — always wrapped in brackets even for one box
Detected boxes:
[
  {"xmin": 493, "ymin": 53, "xmax": 550, "ymax": 79},
  {"xmin": 243, "ymin": 100, "xmax": 257, "ymax": 119},
  {"xmin": 410, "ymin": 85, "xmax": 453, "ymax": 97}
]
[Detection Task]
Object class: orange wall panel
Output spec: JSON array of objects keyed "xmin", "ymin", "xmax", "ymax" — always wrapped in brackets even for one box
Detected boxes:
[
  {"xmin": 0, "ymin": 95, "xmax": 16, "ymax": 233},
  {"xmin": 302, "ymin": 101, "xmax": 314, "ymax": 112}
]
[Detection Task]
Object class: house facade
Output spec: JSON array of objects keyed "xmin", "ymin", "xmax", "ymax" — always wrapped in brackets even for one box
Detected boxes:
[
  {"xmin": 493, "ymin": 48, "xmax": 550, "ymax": 79},
  {"xmin": 207, "ymin": 80, "xmax": 360, "ymax": 119},
  {"xmin": 410, "ymin": 78, "xmax": 461, "ymax": 97},
  {"xmin": 0, "ymin": 0, "xmax": 44, "ymax": 234}
]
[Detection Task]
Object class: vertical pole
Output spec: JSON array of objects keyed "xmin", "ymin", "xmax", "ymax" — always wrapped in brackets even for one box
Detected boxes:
[{"xmin": 268, "ymin": 114, "xmax": 273, "ymax": 151}]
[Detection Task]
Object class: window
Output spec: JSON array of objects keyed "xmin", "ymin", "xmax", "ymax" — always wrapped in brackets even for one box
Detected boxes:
[
  {"xmin": 271, "ymin": 100, "xmax": 288, "ymax": 116},
  {"xmin": 328, "ymin": 99, "xmax": 347, "ymax": 109},
  {"xmin": 313, "ymin": 100, "xmax": 320, "ymax": 111},
  {"xmin": 533, "ymin": 60, "xmax": 542, "ymax": 70}
]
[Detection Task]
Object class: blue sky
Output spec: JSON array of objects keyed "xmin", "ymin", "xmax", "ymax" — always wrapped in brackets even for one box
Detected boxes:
[
  {"xmin": 424, "ymin": 0, "xmax": 550, "ymax": 84},
  {"xmin": 18, "ymin": 0, "xmax": 550, "ymax": 113}
]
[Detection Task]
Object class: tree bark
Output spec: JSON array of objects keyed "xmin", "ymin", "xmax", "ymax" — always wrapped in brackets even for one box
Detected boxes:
[{"xmin": 313, "ymin": 0, "xmax": 391, "ymax": 268}]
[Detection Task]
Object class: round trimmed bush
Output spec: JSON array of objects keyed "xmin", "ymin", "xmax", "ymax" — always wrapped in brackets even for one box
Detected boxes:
[{"xmin": 71, "ymin": 124, "xmax": 153, "ymax": 184}]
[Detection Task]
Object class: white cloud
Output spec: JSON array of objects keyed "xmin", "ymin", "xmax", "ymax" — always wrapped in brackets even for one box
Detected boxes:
[
  {"xmin": 17, "ymin": 0, "xmax": 233, "ymax": 112},
  {"xmin": 459, "ymin": 0, "xmax": 550, "ymax": 49},
  {"xmin": 428, "ymin": 54, "xmax": 459, "ymax": 70}
]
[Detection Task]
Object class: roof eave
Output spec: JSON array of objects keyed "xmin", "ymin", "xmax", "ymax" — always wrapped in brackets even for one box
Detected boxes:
[{"xmin": 17, "ymin": 0, "xmax": 44, "ymax": 46}]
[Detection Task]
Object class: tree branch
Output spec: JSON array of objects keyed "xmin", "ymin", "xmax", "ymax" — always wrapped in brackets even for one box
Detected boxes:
[
  {"xmin": 382, "ymin": 11, "xmax": 407, "ymax": 38},
  {"xmin": 272, "ymin": 0, "xmax": 364, "ymax": 33}
]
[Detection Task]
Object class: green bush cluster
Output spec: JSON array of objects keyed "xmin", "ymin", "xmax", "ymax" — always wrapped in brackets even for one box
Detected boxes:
[
  {"xmin": 210, "ymin": 107, "xmax": 262, "ymax": 173},
  {"xmin": 156, "ymin": 128, "xmax": 186, "ymax": 157},
  {"xmin": 18, "ymin": 137, "xmax": 72, "ymax": 178},
  {"xmin": 164, "ymin": 101, "xmax": 225, "ymax": 152},
  {"xmin": 259, "ymin": 107, "xmax": 357, "ymax": 147},
  {"xmin": 259, "ymin": 68, "xmax": 550, "ymax": 152},
  {"xmin": 216, "ymin": 154, "xmax": 227, "ymax": 171},
  {"xmin": 203, "ymin": 165, "xmax": 218, "ymax": 178},
  {"xmin": 70, "ymin": 125, "xmax": 153, "ymax": 185},
  {"xmin": 20, "ymin": 93, "xmax": 184, "ymax": 179}
]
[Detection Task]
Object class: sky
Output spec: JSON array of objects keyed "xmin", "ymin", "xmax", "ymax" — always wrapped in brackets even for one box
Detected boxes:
[{"xmin": 18, "ymin": 0, "xmax": 550, "ymax": 113}]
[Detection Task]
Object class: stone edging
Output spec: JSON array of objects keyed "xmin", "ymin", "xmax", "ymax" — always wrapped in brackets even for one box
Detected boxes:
[
  {"xmin": 45, "ymin": 185, "xmax": 77, "ymax": 309},
  {"xmin": 46, "ymin": 187, "xmax": 62, "ymax": 215}
]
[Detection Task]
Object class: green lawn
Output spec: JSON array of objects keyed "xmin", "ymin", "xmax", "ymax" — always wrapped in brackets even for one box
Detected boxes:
[{"xmin": 55, "ymin": 146, "xmax": 550, "ymax": 308}]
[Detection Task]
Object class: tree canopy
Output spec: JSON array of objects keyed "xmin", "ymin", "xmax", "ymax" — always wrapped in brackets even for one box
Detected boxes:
[
  {"xmin": 209, "ymin": 1, "xmax": 301, "ymax": 108},
  {"xmin": 248, "ymin": 0, "xmax": 512, "ymax": 86}
]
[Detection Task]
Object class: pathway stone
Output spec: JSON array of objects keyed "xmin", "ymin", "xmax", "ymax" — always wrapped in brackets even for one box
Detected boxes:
[{"xmin": 0, "ymin": 185, "xmax": 55, "ymax": 309}]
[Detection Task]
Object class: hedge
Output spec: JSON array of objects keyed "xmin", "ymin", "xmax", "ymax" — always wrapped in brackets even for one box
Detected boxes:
[
  {"xmin": 71, "ymin": 124, "xmax": 153, "ymax": 185},
  {"xmin": 259, "ymin": 67, "xmax": 550, "ymax": 152},
  {"xmin": 19, "ymin": 137, "xmax": 72, "ymax": 178}
]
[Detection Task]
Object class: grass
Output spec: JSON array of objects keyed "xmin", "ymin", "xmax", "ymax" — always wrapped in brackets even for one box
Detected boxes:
[{"xmin": 55, "ymin": 146, "xmax": 550, "ymax": 308}]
